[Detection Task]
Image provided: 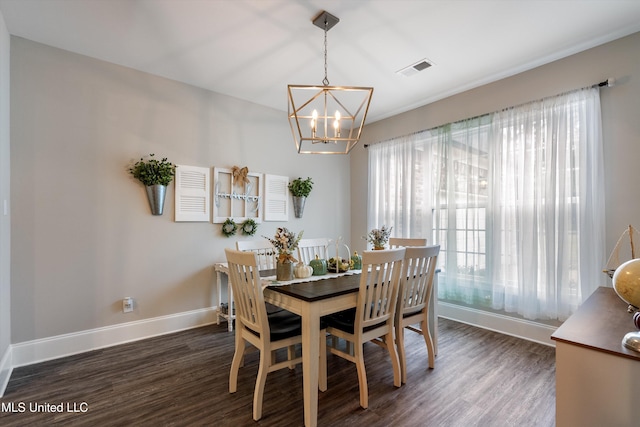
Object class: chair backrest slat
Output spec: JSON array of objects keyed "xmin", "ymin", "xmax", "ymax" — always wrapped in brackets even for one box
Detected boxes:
[
  {"xmin": 389, "ymin": 237, "xmax": 427, "ymax": 248},
  {"xmin": 297, "ymin": 238, "xmax": 331, "ymax": 264},
  {"xmin": 357, "ymin": 248, "xmax": 406, "ymax": 329},
  {"xmin": 236, "ymin": 240, "xmax": 277, "ymax": 270},
  {"xmin": 399, "ymin": 245, "xmax": 440, "ymax": 316},
  {"xmin": 225, "ymin": 248, "xmax": 268, "ymax": 337}
]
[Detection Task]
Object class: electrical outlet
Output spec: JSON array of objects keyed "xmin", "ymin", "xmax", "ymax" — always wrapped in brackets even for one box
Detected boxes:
[{"xmin": 123, "ymin": 297, "xmax": 133, "ymax": 313}]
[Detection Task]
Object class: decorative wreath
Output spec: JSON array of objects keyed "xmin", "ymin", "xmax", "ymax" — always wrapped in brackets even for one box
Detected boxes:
[
  {"xmin": 221, "ymin": 218, "xmax": 237, "ymax": 237},
  {"xmin": 241, "ymin": 218, "xmax": 258, "ymax": 236}
]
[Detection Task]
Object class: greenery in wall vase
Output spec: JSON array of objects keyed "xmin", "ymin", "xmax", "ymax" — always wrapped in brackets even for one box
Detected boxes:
[
  {"xmin": 129, "ymin": 153, "xmax": 176, "ymax": 215},
  {"xmin": 129, "ymin": 153, "xmax": 176, "ymax": 186},
  {"xmin": 288, "ymin": 177, "xmax": 313, "ymax": 218},
  {"xmin": 288, "ymin": 177, "xmax": 314, "ymax": 197}
]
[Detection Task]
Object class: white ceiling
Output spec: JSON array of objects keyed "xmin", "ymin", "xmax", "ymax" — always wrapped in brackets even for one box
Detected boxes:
[{"xmin": 2, "ymin": 0, "xmax": 640, "ymax": 123}]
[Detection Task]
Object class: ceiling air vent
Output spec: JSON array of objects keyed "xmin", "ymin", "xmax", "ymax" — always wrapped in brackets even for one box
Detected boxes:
[{"xmin": 396, "ymin": 58, "xmax": 434, "ymax": 77}]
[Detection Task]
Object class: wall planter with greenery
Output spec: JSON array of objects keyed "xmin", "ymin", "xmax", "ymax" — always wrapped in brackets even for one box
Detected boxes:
[
  {"xmin": 129, "ymin": 154, "xmax": 176, "ymax": 215},
  {"xmin": 288, "ymin": 177, "xmax": 313, "ymax": 218}
]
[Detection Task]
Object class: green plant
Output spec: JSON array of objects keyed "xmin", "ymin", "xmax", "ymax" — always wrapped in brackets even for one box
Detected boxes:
[
  {"xmin": 129, "ymin": 153, "xmax": 176, "ymax": 186},
  {"xmin": 363, "ymin": 225, "xmax": 393, "ymax": 248},
  {"xmin": 288, "ymin": 177, "xmax": 314, "ymax": 197}
]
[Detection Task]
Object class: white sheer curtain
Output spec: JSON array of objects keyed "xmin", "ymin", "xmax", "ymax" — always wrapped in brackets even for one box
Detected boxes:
[
  {"xmin": 488, "ymin": 88, "xmax": 605, "ymax": 320},
  {"xmin": 368, "ymin": 87, "xmax": 605, "ymax": 321},
  {"xmin": 367, "ymin": 133, "xmax": 432, "ymax": 239}
]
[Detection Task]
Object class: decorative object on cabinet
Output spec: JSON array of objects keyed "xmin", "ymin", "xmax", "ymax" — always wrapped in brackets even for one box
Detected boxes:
[
  {"xmin": 611, "ymin": 258, "xmax": 640, "ymax": 352},
  {"xmin": 364, "ymin": 225, "xmax": 393, "ymax": 250},
  {"xmin": 287, "ymin": 10, "xmax": 373, "ymax": 154},
  {"xmin": 129, "ymin": 153, "xmax": 176, "ymax": 215},
  {"xmin": 263, "ymin": 227, "xmax": 303, "ymax": 281},
  {"xmin": 213, "ymin": 167, "xmax": 262, "ymax": 223},
  {"xmin": 240, "ymin": 218, "xmax": 258, "ymax": 236},
  {"xmin": 603, "ymin": 224, "xmax": 640, "ymax": 279},
  {"xmin": 263, "ymin": 174, "xmax": 289, "ymax": 221},
  {"xmin": 174, "ymin": 165, "xmax": 210, "ymax": 222},
  {"xmin": 221, "ymin": 218, "xmax": 238, "ymax": 237},
  {"xmin": 288, "ymin": 177, "xmax": 313, "ymax": 218}
]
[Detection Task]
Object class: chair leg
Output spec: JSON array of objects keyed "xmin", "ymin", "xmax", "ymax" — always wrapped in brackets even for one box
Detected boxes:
[
  {"xmin": 386, "ymin": 331, "xmax": 402, "ymax": 388},
  {"xmin": 229, "ymin": 335, "xmax": 246, "ymax": 393},
  {"xmin": 287, "ymin": 345, "xmax": 296, "ymax": 369},
  {"xmin": 253, "ymin": 349, "xmax": 269, "ymax": 421},
  {"xmin": 354, "ymin": 341, "xmax": 369, "ymax": 409},
  {"xmin": 422, "ymin": 317, "xmax": 435, "ymax": 368},
  {"xmin": 319, "ymin": 330, "xmax": 327, "ymax": 392},
  {"xmin": 396, "ymin": 322, "xmax": 408, "ymax": 384}
]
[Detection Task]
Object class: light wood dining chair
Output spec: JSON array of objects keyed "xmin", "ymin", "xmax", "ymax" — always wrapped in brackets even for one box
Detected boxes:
[
  {"xmin": 225, "ymin": 249, "xmax": 327, "ymax": 421},
  {"xmin": 395, "ymin": 245, "xmax": 440, "ymax": 383},
  {"xmin": 297, "ymin": 237, "xmax": 331, "ymax": 264},
  {"xmin": 236, "ymin": 239, "xmax": 277, "ymax": 270},
  {"xmin": 389, "ymin": 237, "xmax": 427, "ymax": 248},
  {"xmin": 325, "ymin": 247, "xmax": 406, "ymax": 409}
]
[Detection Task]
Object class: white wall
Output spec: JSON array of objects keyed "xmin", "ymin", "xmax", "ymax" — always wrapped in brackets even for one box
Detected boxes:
[
  {"xmin": 353, "ymin": 31, "xmax": 640, "ymax": 279},
  {"xmin": 0, "ymin": 10, "xmax": 12, "ymax": 395},
  {"xmin": 10, "ymin": 37, "xmax": 351, "ymax": 345}
]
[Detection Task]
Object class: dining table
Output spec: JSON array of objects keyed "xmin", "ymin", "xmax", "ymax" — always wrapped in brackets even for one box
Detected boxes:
[{"xmin": 214, "ymin": 263, "xmax": 439, "ymax": 427}]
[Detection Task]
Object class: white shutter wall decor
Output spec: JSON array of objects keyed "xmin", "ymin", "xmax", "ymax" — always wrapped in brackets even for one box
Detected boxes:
[
  {"xmin": 264, "ymin": 174, "xmax": 289, "ymax": 221},
  {"xmin": 174, "ymin": 165, "xmax": 210, "ymax": 222}
]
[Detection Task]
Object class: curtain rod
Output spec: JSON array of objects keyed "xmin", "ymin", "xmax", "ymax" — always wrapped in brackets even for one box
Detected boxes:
[{"xmin": 363, "ymin": 77, "xmax": 616, "ymax": 149}]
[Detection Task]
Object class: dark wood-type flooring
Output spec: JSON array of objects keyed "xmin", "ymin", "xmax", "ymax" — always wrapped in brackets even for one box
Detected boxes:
[{"xmin": 0, "ymin": 318, "xmax": 555, "ymax": 426}]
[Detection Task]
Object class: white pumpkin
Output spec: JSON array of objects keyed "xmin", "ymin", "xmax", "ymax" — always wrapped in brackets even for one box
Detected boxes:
[{"xmin": 294, "ymin": 262, "xmax": 313, "ymax": 278}]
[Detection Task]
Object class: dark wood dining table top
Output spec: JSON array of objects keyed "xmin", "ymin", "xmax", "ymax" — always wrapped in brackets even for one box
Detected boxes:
[{"xmin": 261, "ymin": 269, "xmax": 361, "ymax": 302}]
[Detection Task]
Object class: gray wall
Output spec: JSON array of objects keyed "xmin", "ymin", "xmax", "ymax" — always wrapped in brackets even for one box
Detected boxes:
[
  {"xmin": 0, "ymin": 11, "xmax": 11, "ymax": 383},
  {"xmin": 10, "ymin": 37, "xmax": 350, "ymax": 343},
  {"xmin": 352, "ymin": 31, "xmax": 640, "ymax": 278}
]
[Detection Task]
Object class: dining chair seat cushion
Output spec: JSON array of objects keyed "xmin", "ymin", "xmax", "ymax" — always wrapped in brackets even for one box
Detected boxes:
[
  {"xmin": 324, "ymin": 308, "xmax": 385, "ymax": 334},
  {"xmin": 244, "ymin": 309, "xmax": 302, "ymax": 341},
  {"xmin": 265, "ymin": 302, "xmax": 284, "ymax": 315},
  {"xmin": 402, "ymin": 306, "xmax": 423, "ymax": 318}
]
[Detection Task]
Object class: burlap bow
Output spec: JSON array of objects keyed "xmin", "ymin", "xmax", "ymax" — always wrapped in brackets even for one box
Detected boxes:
[{"xmin": 231, "ymin": 166, "xmax": 250, "ymax": 187}]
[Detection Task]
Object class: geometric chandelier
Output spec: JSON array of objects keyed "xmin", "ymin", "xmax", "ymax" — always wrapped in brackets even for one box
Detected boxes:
[{"xmin": 288, "ymin": 10, "xmax": 374, "ymax": 154}]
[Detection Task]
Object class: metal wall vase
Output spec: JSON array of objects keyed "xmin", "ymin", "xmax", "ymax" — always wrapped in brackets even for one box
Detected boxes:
[
  {"xmin": 146, "ymin": 184, "xmax": 167, "ymax": 215},
  {"xmin": 292, "ymin": 196, "xmax": 306, "ymax": 218}
]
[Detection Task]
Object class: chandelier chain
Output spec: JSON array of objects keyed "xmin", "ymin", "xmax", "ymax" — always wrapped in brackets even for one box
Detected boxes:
[{"xmin": 323, "ymin": 19, "xmax": 329, "ymax": 86}]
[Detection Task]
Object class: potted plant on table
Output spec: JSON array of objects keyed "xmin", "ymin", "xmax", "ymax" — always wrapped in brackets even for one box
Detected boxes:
[
  {"xmin": 288, "ymin": 177, "xmax": 313, "ymax": 218},
  {"xmin": 264, "ymin": 227, "xmax": 304, "ymax": 281},
  {"xmin": 364, "ymin": 225, "xmax": 393, "ymax": 250},
  {"xmin": 129, "ymin": 153, "xmax": 176, "ymax": 215}
]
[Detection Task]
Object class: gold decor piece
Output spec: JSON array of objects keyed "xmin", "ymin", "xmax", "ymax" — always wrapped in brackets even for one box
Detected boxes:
[
  {"xmin": 231, "ymin": 165, "xmax": 250, "ymax": 186},
  {"xmin": 288, "ymin": 10, "xmax": 373, "ymax": 154}
]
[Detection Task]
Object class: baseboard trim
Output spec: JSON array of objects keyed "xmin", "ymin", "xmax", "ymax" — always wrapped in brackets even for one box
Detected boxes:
[
  {"xmin": 11, "ymin": 307, "xmax": 219, "ymax": 368},
  {"xmin": 438, "ymin": 302, "xmax": 557, "ymax": 346},
  {"xmin": 0, "ymin": 345, "xmax": 12, "ymax": 397}
]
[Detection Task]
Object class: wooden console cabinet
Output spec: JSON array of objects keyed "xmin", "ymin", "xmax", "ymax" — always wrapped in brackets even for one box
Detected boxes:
[{"xmin": 551, "ymin": 287, "xmax": 640, "ymax": 427}]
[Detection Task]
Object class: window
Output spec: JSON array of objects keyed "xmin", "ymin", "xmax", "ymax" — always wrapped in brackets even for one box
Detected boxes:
[{"xmin": 368, "ymin": 88, "xmax": 605, "ymax": 321}]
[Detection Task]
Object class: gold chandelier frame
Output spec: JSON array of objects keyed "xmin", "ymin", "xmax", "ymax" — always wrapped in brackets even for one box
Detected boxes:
[{"xmin": 287, "ymin": 11, "xmax": 373, "ymax": 154}]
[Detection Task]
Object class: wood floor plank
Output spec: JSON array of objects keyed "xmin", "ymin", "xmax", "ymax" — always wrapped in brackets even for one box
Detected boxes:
[{"xmin": 0, "ymin": 319, "xmax": 555, "ymax": 426}]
